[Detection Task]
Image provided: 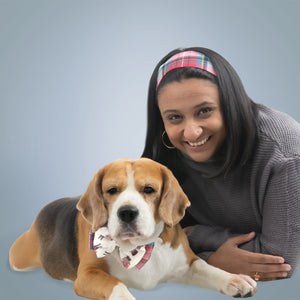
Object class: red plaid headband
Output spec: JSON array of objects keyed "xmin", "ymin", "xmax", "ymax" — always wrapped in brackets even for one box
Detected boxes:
[{"xmin": 156, "ymin": 50, "xmax": 216, "ymax": 88}]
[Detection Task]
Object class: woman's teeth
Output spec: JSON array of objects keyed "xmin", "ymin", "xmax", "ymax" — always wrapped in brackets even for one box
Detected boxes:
[{"xmin": 187, "ymin": 136, "xmax": 210, "ymax": 147}]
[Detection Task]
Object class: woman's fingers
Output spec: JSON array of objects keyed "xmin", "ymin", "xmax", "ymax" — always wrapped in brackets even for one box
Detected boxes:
[
  {"xmin": 250, "ymin": 261, "xmax": 291, "ymax": 281},
  {"xmin": 247, "ymin": 252, "xmax": 291, "ymax": 281},
  {"xmin": 254, "ymin": 270, "xmax": 289, "ymax": 281},
  {"xmin": 251, "ymin": 262, "xmax": 291, "ymax": 273},
  {"xmin": 248, "ymin": 252, "xmax": 285, "ymax": 264}
]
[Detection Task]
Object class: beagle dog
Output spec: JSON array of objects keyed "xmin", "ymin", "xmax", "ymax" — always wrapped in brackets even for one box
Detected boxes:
[{"xmin": 9, "ymin": 158, "xmax": 257, "ymax": 299}]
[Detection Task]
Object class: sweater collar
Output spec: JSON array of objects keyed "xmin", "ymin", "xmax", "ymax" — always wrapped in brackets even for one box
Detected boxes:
[{"xmin": 178, "ymin": 150, "xmax": 223, "ymax": 175}]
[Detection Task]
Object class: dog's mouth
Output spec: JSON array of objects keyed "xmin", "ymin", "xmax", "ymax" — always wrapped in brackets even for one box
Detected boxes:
[
  {"xmin": 117, "ymin": 225, "xmax": 142, "ymax": 241},
  {"xmin": 118, "ymin": 231, "xmax": 141, "ymax": 240}
]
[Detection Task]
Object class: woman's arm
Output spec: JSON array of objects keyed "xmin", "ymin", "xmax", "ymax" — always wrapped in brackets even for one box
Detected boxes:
[
  {"xmin": 185, "ymin": 157, "xmax": 300, "ymax": 280},
  {"xmin": 185, "ymin": 225, "xmax": 291, "ymax": 280},
  {"xmin": 206, "ymin": 233, "xmax": 291, "ymax": 281}
]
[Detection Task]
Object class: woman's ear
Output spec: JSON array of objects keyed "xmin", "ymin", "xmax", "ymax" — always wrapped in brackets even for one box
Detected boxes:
[
  {"xmin": 77, "ymin": 167, "xmax": 108, "ymax": 232},
  {"xmin": 159, "ymin": 165, "xmax": 190, "ymax": 227}
]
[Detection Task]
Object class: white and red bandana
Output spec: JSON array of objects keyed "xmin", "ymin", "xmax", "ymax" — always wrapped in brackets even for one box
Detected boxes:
[{"xmin": 90, "ymin": 227, "xmax": 154, "ymax": 269}]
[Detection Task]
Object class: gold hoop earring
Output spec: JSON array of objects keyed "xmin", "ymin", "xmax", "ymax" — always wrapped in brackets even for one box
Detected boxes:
[{"xmin": 162, "ymin": 131, "xmax": 175, "ymax": 149}]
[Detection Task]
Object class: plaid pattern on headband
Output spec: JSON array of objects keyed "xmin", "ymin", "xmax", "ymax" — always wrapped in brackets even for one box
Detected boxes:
[{"xmin": 157, "ymin": 50, "xmax": 216, "ymax": 88}]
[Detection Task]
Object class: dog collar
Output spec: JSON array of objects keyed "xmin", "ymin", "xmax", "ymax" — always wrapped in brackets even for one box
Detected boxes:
[{"xmin": 89, "ymin": 227, "xmax": 154, "ymax": 269}]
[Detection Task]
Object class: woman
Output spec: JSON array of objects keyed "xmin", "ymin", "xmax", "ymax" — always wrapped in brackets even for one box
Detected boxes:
[{"xmin": 142, "ymin": 47, "xmax": 300, "ymax": 281}]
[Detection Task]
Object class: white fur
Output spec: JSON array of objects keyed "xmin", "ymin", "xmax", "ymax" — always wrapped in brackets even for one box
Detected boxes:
[
  {"xmin": 106, "ymin": 239, "xmax": 189, "ymax": 290},
  {"xmin": 178, "ymin": 259, "xmax": 257, "ymax": 296},
  {"xmin": 12, "ymin": 265, "xmax": 40, "ymax": 272},
  {"xmin": 108, "ymin": 283, "xmax": 135, "ymax": 300}
]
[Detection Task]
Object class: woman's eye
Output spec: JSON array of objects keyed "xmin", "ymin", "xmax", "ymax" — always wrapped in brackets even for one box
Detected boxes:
[
  {"xmin": 167, "ymin": 114, "xmax": 182, "ymax": 122},
  {"xmin": 107, "ymin": 187, "xmax": 118, "ymax": 195},
  {"xmin": 198, "ymin": 107, "xmax": 213, "ymax": 116},
  {"xmin": 143, "ymin": 186, "xmax": 155, "ymax": 194}
]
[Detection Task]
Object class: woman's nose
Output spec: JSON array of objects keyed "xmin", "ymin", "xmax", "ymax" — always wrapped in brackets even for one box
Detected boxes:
[{"xmin": 183, "ymin": 122, "xmax": 203, "ymax": 140}]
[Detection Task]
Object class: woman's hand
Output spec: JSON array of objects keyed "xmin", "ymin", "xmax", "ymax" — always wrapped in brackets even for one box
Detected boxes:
[{"xmin": 206, "ymin": 232, "xmax": 291, "ymax": 281}]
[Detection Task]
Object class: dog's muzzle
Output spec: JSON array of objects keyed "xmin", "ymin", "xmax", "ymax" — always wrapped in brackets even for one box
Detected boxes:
[{"xmin": 117, "ymin": 205, "xmax": 139, "ymax": 224}]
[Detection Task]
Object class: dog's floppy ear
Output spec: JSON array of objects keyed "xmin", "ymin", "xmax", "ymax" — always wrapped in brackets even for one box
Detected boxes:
[
  {"xmin": 159, "ymin": 165, "xmax": 190, "ymax": 227},
  {"xmin": 77, "ymin": 167, "xmax": 107, "ymax": 232}
]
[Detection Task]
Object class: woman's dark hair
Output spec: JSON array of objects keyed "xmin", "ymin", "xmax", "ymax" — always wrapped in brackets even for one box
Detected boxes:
[{"xmin": 141, "ymin": 47, "xmax": 258, "ymax": 180}]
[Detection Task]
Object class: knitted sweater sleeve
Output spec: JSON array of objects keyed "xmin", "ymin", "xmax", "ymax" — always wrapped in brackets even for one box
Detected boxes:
[
  {"xmin": 243, "ymin": 155, "xmax": 300, "ymax": 276},
  {"xmin": 187, "ymin": 156, "xmax": 300, "ymax": 277}
]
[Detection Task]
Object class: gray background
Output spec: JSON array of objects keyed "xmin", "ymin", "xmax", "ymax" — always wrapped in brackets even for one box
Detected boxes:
[{"xmin": 1, "ymin": 0, "xmax": 299, "ymax": 299}]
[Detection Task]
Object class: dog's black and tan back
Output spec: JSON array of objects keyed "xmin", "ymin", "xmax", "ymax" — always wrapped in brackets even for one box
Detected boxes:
[{"xmin": 35, "ymin": 196, "xmax": 80, "ymax": 280}]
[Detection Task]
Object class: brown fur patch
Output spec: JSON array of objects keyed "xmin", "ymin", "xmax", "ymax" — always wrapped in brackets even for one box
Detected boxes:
[{"xmin": 9, "ymin": 219, "xmax": 41, "ymax": 271}]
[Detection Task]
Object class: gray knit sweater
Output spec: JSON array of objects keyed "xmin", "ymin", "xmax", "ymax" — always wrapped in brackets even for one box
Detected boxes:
[{"xmin": 180, "ymin": 104, "xmax": 300, "ymax": 277}]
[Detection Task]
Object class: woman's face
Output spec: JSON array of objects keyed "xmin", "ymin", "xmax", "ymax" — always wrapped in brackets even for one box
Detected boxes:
[{"xmin": 157, "ymin": 78, "xmax": 226, "ymax": 162}]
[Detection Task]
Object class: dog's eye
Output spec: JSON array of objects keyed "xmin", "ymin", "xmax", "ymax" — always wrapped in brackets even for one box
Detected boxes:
[
  {"xmin": 143, "ymin": 186, "xmax": 154, "ymax": 194},
  {"xmin": 107, "ymin": 187, "xmax": 118, "ymax": 195}
]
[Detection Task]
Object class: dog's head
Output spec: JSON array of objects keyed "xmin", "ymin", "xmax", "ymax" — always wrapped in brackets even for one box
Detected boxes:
[{"xmin": 77, "ymin": 158, "xmax": 190, "ymax": 247}]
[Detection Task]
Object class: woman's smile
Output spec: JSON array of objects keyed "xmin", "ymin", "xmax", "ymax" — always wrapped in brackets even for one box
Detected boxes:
[{"xmin": 186, "ymin": 136, "xmax": 211, "ymax": 148}]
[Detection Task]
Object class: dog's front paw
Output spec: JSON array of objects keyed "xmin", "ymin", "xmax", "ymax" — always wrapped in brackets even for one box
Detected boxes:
[
  {"xmin": 109, "ymin": 283, "xmax": 136, "ymax": 300},
  {"xmin": 222, "ymin": 274, "xmax": 257, "ymax": 298}
]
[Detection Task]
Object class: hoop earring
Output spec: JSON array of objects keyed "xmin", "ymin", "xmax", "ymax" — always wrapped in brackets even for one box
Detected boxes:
[{"xmin": 162, "ymin": 131, "xmax": 175, "ymax": 149}]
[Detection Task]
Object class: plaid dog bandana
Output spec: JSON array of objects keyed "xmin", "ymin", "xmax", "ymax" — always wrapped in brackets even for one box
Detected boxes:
[
  {"xmin": 90, "ymin": 227, "xmax": 154, "ymax": 269},
  {"xmin": 156, "ymin": 50, "xmax": 217, "ymax": 88}
]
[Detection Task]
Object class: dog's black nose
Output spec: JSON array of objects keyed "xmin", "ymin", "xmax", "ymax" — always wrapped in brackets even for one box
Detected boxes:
[{"xmin": 117, "ymin": 206, "xmax": 139, "ymax": 223}]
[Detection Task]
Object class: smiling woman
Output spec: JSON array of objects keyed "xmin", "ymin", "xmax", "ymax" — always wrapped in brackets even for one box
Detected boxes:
[{"xmin": 142, "ymin": 47, "xmax": 300, "ymax": 282}]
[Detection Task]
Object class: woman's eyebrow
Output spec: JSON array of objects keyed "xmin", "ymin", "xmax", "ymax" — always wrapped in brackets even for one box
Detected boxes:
[
  {"xmin": 162, "ymin": 109, "xmax": 179, "ymax": 116},
  {"xmin": 162, "ymin": 101, "xmax": 217, "ymax": 116},
  {"xmin": 194, "ymin": 101, "xmax": 216, "ymax": 108}
]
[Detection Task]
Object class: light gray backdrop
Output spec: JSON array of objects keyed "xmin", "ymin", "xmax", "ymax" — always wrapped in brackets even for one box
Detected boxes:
[{"xmin": 1, "ymin": 0, "xmax": 299, "ymax": 299}]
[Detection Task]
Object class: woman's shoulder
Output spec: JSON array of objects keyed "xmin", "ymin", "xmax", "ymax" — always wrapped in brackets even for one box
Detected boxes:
[{"xmin": 257, "ymin": 104, "xmax": 300, "ymax": 157}]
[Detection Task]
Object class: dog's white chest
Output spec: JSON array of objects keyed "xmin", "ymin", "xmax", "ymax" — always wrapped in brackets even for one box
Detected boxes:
[{"xmin": 105, "ymin": 238, "xmax": 189, "ymax": 290}]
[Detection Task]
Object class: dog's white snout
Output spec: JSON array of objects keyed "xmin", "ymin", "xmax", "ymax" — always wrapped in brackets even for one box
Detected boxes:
[{"xmin": 117, "ymin": 205, "xmax": 139, "ymax": 224}]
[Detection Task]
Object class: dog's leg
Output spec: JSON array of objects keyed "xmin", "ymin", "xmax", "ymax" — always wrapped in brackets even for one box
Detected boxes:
[
  {"xmin": 177, "ymin": 258, "xmax": 257, "ymax": 298},
  {"xmin": 75, "ymin": 212, "xmax": 135, "ymax": 300},
  {"xmin": 9, "ymin": 219, "xmax": 42, "ymax": 271},
  {"xmin": 74, "ymin": 263, "xmax": 135, "ymax": 300}
]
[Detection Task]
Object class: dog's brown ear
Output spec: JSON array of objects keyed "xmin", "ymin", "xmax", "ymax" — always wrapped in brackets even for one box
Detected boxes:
[
  {"xmin": 159, "ymin": 165, "xmax": 190, "ymax": 227},
  {"xmin": 77, "ymin": 167, "xmax": 107, "ymax": 232}
]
